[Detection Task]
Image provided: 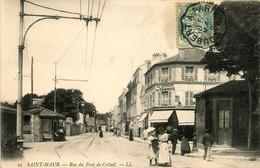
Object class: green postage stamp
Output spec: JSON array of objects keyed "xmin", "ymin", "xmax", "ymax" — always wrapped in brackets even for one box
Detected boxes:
[{"xmin": 177, "ymin": 2, "xmax": 214, "ymax": 49}]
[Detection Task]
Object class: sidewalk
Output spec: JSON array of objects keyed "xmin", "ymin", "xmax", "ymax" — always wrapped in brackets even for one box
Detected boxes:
[{"xmin": 120, "ymin": 134, "xmax": 260, "ymax": 161}]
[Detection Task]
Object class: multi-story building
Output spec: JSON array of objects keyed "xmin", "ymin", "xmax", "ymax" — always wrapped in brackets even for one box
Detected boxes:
[
  {"xmin": 126, "ymin": 53, "xmax": 168, "ymax": 137},
  {"xmin": 144, "ymin": 49, "xmax": 239, "ymax": 138},
  {"xmin": 118, "ymin": 89, "xmax": 127, "ymax": 135}
]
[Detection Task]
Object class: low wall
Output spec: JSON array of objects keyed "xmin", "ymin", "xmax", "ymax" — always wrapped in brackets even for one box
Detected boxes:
[{"xmin": 65, "ymin": 122, "xmax": 82, "ymax": 136}]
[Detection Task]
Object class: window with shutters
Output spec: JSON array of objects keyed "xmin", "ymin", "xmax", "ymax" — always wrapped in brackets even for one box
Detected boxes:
[
  {"xmin": 152, "ymin": 92, "xmax": 155, "ymax": 103},
  {"xmin": 158, "ymin": 69, "xmax": 161, "ymax": 83},
  {"xmin": 161, "ymin": 67, "xmax": 169, "ymax": 82},
  {"xmin": 168, "ymin": 92, "xmax": 172, "ymax": 105},
  {"xmin": 175, "ymin": 95, "xmax": 180, "ymax": 102},
  {"xmin": 158, "ymin": 92, "xmax": 161, "ymax": 105},
  {"xmin": 185, "ymin": 91, "xmax": 195, "ymax": 106},
  {"xmin": 169, "ymin": 67, "xmax": 172, "ymax": 81},
  {"xmin": 150, "ymin": 95, "xmax": 152, "ymax": 108},
  {"xmin": 205, "ymin": 69, "xmax": 220, "ymax": 82},
  {"xmin": 162, "ymin": 92, "xmax": 168, "ymax": 106},
  {"xmin": 185, "ymin": 67, "xmax": 194, "ymax": 81}
]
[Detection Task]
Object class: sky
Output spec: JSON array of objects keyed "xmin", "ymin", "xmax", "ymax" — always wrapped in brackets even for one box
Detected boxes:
[{"xmin": 0, "ymin": 0, "xmax": 205, "ymax": 113}]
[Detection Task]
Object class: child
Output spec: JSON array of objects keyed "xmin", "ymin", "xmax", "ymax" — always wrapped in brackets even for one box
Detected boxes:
[{"xmin": 148, "ymin": 131, "xmax": 159, "ymax": 166}]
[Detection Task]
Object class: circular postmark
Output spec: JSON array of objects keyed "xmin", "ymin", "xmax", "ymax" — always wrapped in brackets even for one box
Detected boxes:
[{"xmin": 181, "ymin": 2, "xmax": 214, "ymax": 48}]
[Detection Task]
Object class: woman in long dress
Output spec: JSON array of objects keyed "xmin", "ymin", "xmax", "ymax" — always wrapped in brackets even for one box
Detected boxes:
[
  {"xmin": 158, "ymin": 131, "xmax": 171, "ymax": 166},
  {"xmin": 148, "ymin": 132, "xmax": 159, "ymax": 166},
  {"xmin": 181, "ymin": 136, "xmax": 191, "ymax": 155}
]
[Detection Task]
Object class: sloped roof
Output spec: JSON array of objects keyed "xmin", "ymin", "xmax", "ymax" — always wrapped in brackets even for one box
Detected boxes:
[
  {"xmin": 145, "ymin": 49, "xmax": 205, "ymax": 75},
  {"xmin": 195, "ymin": 80, "xmax": 248, "ymax": 97},
  {"xmin": 1, "ymin": 105, "xmax": 17, "ymax": 114},
  {"xmin": 159, "ymin": 49, "xmax": 205, "ymax": 64},
  {"xmin": 25, "ymin": 107, "xmax": 64, "ymax": 119}
]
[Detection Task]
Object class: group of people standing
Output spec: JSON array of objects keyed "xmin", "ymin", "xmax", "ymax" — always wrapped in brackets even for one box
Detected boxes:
[
  {"xmin": 147, "ymin": 128, "xmax": 214, "ymax": 166},
  {"xmin": 147, "ymin": 129, "xmax": 177, "ymax": 166}
]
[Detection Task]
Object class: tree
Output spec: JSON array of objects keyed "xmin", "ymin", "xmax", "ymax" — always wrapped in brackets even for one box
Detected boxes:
[
  {"xmin": 43, "ymin": 89, "xmax": 85, "ymax": 122},
  {"xmin": 201, "ymin": 1, "xmax": 260, "ymax": 149},
  {"xmin": 14, "ymin": 93, "xmax": 39, "ymax": 111}
]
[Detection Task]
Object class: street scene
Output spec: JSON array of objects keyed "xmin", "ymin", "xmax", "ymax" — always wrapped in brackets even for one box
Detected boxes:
[
  {"xmin": 3, "ymin": 132, "xmax": 260, "ymax": 168},
  {"xmin": 1, "ymin": 0, "xmax": 260, "ymax": 168}
]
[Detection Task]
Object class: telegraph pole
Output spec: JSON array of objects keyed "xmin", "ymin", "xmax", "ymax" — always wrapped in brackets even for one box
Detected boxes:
[
  {"xmin": 31, "ymin": 57, "xmax": 34, "ymax": 108},
  {"xmin": 54, "ymin": 62, "xmax": 57, "ymax": 113},
  {"xmin": 17, "ymin": 0, "xmax": 102, "ymax": 150},
  {"xmin": 17, "ymin": 0, "xmax": 25, "ymax": 142},
  {"xmin": 53, "ymin": 63, "xmax": 88, "ymax": 113}
]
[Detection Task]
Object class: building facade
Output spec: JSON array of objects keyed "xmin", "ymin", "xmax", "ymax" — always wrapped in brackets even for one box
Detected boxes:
[
  {"xmin": 143, "ymin": 49, "xmax": 237, "ymax": 138},
  {"xmin": 126, "ymin": 53, "xmax": 168, "ymax": 137}
]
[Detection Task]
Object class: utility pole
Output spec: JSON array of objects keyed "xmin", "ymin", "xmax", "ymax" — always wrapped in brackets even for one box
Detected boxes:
[
  {"xmin": 17, "ymin": 0, "xmax": 101, "ymax": 150},
  {"xmin": 54, "ymin": 62, "xmax": 57, "ymax": 113},
  {"xmin": 17, "ymin": 0, "xmax": 25, "ymax": 144},
  {"xmin": 53, "ymin": 63, "xmax": 88, "ymax": 113},
  {"xmin": 31, "ymin": 57, "xmax": 34, "ymax": 108}
]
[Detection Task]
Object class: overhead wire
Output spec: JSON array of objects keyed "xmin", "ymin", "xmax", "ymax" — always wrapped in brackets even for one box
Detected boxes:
[
  {"xmin": 84, "ymin": 22, "xmax": 89, "ymax": 74},
  {"xmin": 97, "ymin": 0, "xmax": 101, "ymax": 18},
  {"xmin": 88, "ymin": 0, "xmax": 90, "ymax": 17},
  {"xmin": 99, "ymin": 0, "xmax": 107, "ymax": 20},
  {"xmin": 25, "ymin": 0, "xmax": 82, "ymax": 16},
  {"xmin": 88, "ymin": 23, "xmax": 98, "ymax": 77},
  {"xmin": 91, "ymin": 0, "xmax": 94, "ymax": 16},
  {"xmin": 56, "ymin": 25, "xmax": 86, "ymax": 63}
]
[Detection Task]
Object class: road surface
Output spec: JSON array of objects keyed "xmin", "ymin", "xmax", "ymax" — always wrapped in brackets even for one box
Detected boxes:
[{"xmin": 2, "ymin": 132, "xmax": 260, "ymax": 168}]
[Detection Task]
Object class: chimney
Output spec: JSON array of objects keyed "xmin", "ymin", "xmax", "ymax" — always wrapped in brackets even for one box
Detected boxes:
[{"xmin": 146, "ymin": 60, "xmax": 151, "ymax": 70}]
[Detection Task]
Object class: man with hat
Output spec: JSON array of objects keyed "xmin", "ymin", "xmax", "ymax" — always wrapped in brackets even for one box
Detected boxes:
[
  {"xmin": 202, "ymin": 129, "xmax": 213, "ymax": 160},
  {"xmin": 169, "ymin": 129, "xmax": 178, "ymax": 155}
]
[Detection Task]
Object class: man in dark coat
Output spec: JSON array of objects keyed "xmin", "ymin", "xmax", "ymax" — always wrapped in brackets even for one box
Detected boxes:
[
  {"xmin": 202, "ymin": 129, "xmax": 213, "ymax": 160},
  {"xmin": 99, "ymin": 130, "xmax": 103, "ymax": 138},
  {"xmin": 170, "ymin": 129, "xmax": 178, "ymax": 155},
  {"xmin": 129, "ymin": 129, "xmax": 134, "ymax": 141}
]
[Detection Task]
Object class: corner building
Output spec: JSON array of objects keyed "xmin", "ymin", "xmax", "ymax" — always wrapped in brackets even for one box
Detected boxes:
[{"xmin": 144, "ymin": 49, "xmax": 237, "ymax": 139}]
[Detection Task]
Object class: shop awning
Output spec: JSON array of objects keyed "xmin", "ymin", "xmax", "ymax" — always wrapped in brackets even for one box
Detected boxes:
[
  {"xmin": 149, "ymin": 110, "xmax": 173, "ymax": 123},
  {"xmin": 139, "ymin": 113, "xmax": 148, "ymax": 121},
  {"xmin": 175, "ymin": 110, "xmax": 194, "ymax": 125}
]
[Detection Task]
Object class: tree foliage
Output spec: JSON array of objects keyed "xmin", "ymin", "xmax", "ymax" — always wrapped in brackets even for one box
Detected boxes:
[
  {"xmin": 201, "ymin": 1, "xmax": 260, "ymax": 149},
  {"xmin": 43, "ymin": 88, "xmax": 95, "ymax": 122},
  {"xmin": 202, "ymin": 1, "xmax": 260, "ymax": 82},
  {"xmin": 96, "ymin": 112, "xmax": 112, "ymax": 123},
  {"xmin": 13, "ymin": 93, "xmax": 39, "ymax": 111}
]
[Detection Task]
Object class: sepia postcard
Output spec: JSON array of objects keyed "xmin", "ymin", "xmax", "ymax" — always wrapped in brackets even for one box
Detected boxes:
[{"xmin": 1, "ymin": 0, "xmax": 260, "ymax": 168}]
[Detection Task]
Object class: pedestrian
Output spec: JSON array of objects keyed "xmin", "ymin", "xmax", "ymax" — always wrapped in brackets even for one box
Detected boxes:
[
  {"xmin": 129, "ymin": 129, "xmax": 134, "ymax": 141},
  {"xmin": 117, "ymin": 129, "xmax": 121, "ymax": 137},
  {"xmin": 181, "ymin": 135, "xmax": 191, "ymax": 155},
  {"xmin": 143, "ymin": 129, "xmax": 148, "ymax": 141},
  {"xmin": 99, "ymin": 130, "xmax": 103, "ymax": 138},
  {"xmin": 148, "ymin": 131, "xmax": 159, "ymax": 166},
  {"xmin": 202, "ymin": 129, "xmax": 213, "ymax": 160},
  {"xmin": 169, "ymin": 129, "xmax": 178, "ymax": 155},
  {"xmin": 158, "ymin": 130, "xmax": 171, "ymax": 166}
]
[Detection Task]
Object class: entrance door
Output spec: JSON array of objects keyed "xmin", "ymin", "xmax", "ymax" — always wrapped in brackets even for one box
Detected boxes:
[{"xmin": 217, "ymin": 99, "xmax": 231, "ymax": 145}]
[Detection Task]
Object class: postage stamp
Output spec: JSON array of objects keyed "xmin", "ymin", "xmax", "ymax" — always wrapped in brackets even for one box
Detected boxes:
[{"xmin": 177, "ymin": 2, "xmax": 214, "ymax": 49}]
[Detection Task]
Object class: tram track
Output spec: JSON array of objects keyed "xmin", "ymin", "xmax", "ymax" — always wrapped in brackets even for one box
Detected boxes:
[{"xmin": 54, "ymin": 133, "xmax": 97, "ymax": 158}]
